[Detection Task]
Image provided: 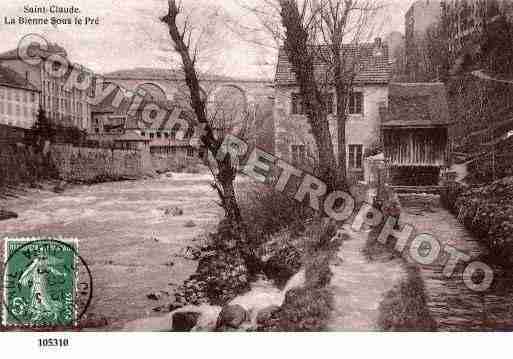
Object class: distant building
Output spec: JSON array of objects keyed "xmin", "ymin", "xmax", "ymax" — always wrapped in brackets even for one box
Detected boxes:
[
  {"xmin": 442, "ymin": 0, "xmax": 513, "ymax": 62},
  {"xmin": 273, "ymin": 38, "xmax": 392, "ymax": 180},
  {"xmin": 0, "ymin": 65, "xmax": 40, "ymax": 129},
  {"xmin": 386, "ymin": 31, "xmax": 406, "ymax": 80},
  {"xmin": 0, "ymin": 43, "xmax": 93, "ymax": 132},
  {"xmin": 89, "ymin": 85, "xmax": 202, "ymax": 158},
  {"xmin": 405, "ymin": 0, "xmax": 443, "ymax": 80}
]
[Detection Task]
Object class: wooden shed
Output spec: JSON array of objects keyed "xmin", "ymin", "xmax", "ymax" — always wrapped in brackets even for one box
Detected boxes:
[{"xmin": 381, "ymin": 83, "xmax": 451, "ymax": 187}]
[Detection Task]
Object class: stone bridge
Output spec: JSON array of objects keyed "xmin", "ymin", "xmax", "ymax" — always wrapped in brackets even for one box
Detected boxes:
[{"xmin": 102, "ymin": 69, "xmax": 274, "ymax": 109}]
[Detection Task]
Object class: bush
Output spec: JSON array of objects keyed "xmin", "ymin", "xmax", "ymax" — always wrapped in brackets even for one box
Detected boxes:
[
  {"xmin": 378, "ymin": 265, "xmax": 437, "ymax": 331},
  {"xmin": 258, "ymin": 286, "xmax": 333, "ymax": 331},
  {"xmin": 454, "ymin": 177, "xmax": 513, "ymax": 266},
  {"xmin": 237, "ymin": 183, "xmax": 314, "ymax": 245}
]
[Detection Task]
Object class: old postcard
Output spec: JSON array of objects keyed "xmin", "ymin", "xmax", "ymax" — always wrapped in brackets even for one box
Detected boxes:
[{"xmin": 0, "ymin": 0, "xmax": 512, "ymax": 356}]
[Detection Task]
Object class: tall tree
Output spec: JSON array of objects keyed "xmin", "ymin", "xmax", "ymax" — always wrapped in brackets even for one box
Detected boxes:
[
  {"xmin": 162, "ymin": 0, "xmax": 247, "ymax": 244},
  {"xmin": 232, "ymin": 0, "xmax": 385, "ymax": 190},
  {"xmin": 279, "ymin": 0, "xmax": 383, "ymax": 189}
]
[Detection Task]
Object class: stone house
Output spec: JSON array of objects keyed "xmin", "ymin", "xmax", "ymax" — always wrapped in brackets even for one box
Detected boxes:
[{"xmin": 273, "ymin": 38, "xmax": 392, "ymax": 180}]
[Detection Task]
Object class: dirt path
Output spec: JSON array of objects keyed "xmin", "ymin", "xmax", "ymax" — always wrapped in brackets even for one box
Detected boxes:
[
  {"xmin": 0, "ymin": 173, "xmax": 223, "ymax": 329},
  {"xmin": 327, "ymin": 225, "xmax": 406, "ymax": 331}
]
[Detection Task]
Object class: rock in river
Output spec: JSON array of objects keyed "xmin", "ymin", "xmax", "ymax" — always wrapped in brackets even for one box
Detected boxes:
[
  {"xmin": 172, "ymin": 311, "xmax": 201, "ymax": 331},
  {"xmin": 216, "ymin": 304, "xmax": 249, "ymax": 330}
]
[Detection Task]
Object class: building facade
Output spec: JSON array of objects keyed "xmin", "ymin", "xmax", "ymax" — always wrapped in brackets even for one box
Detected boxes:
[
  {"xmin": 273, "ymin": 39, "xmax": 392, "ymax": 180},
  {"xmin": 0, "ymin": 43, "xmax": 93, "ymax": 132},
  {"xmin": 442, "ymin": 0, "xmax": 513, "ymax": 61},
  {"xmin": 0, "ymin": 66, "xmax": 40, "ymax": 129},
  {"xmin": 405, "ymin": 0, "xmax": 443, "ymax": 80}
]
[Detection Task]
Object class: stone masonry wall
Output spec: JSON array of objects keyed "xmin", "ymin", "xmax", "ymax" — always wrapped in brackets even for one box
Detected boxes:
[
  {"xmin": 0, "ymin": 143, "xmax": 55, "ymax": 189},
  {"xmin": 50, "ymin": 144, "xmax": 154, "ymax": 183}
]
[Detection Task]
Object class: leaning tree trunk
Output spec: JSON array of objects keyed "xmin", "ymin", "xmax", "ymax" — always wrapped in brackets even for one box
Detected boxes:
[{"xmin": 163, "ymin": 0, "xmax": 247, "ymax": 246}]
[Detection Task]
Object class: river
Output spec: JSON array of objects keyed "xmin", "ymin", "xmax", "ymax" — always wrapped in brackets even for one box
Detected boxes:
[{"xmin": 0, "ymin": 173, "xmax": 223, "ymax": 329}]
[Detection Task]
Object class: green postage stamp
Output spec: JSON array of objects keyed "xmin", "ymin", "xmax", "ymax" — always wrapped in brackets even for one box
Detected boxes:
[{"xmin": 2, "ymin": 238, "xmax": 79, "ymax": 327}]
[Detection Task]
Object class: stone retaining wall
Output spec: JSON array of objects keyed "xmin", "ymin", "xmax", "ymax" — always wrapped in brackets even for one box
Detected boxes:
[
  {"xmin": 49, "ymin": 144, "xmax": 154, "ymax": 183},
  {"xmin": 0, "ymin": 143, "xmax": 55, "ymax": 188}
]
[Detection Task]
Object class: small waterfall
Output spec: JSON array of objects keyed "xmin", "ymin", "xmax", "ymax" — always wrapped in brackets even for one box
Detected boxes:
[{"xmin": 169, "ymin": 270, "xmax": 306, "ymax": 331}]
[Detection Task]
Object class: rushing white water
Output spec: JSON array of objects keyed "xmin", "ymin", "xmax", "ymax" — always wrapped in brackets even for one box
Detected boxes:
[{"xmin": 165, "ymin": 270, "xmax": 306, "ymax": 331}]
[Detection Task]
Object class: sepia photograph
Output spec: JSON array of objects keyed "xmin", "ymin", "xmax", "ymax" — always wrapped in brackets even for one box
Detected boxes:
[{"xmin": 0, "ymin": 0, "xmax": 513, "ymax": 355}]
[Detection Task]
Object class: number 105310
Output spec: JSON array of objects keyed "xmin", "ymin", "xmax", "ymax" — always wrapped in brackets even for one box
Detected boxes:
[{"xmin": 38, "ymin": 338, "xmax": 69, "ymax": 347}]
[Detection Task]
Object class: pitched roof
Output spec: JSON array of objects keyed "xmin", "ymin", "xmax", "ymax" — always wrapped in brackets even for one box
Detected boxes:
[
  {"xmin": 0, "ymin": 66, "xmax": 39, "ymax": 91},
  {"xmin": 275, "ymin": 42, "xmax": 392, "ymax": 86},
  {"xmin": 381, "ymin": 82, "xmax": 451, "ymax": 127},
  {"xmin": 103, "ymin": 67, "xmax": 269, "ymax": 83}
]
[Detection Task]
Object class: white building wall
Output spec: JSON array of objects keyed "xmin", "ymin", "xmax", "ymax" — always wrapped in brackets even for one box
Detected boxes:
[{"xmin": 274, "ymin": 84, "xmax": 388, "ymax": 177}]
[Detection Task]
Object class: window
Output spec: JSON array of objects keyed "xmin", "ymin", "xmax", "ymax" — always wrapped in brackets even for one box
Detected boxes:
[
  {"xmin": 149, "ymin": 133, "xmax": 155, "ymax": 139},
  {"xmin": 291, "ymin": 93, "xmax": 305, "ymax": 115},
  {"xmin": 324, "ymin": 93, "xmax": 334, "ymax": 114},
  {"xmin": 157, "ymin": 132, "xmax": 162, "ymax": 138},
  {"xmin": 348, "ymin": 144, "xmax": 363, "ymax": 169},
  {"xmin": 16, "ymin": 105, "xmax": 20, "ymax": 117},
  {"xmin": 141, "ymin": 131, "xmax": 146, "ymax": 137},
  {"xmin": 31, "ymin": 93, "xmax": 35, "ymax": 103},
  {"xmin": 291, "ymin": 144, "xmax": 306, "ymax": 164},
  {"xmin": 15, "ymin": 90, "xmax": 20, "ymax": 102},
  {"xmin": 23, "ymin": 106, "xmax": 28, "ymax": 117},
  {"xmin": 348, "ymin": 92, "xmax": 363, "ymax": 114},
  {"xmin": 164, "ymin": 132, "xmax": 169, "ymax": 139},
  {"xmin": 7, "ymin": 103, "xmax": 12, "ymax": 115},
  {"xmin": 0, "ymin": 88, "xmax": 4, "ymax": 99},
  {"xmin": 23, "ymin": 92, "xmax": 27, "ymax": 103},
  {"xmin": 0, "ymin": 102, "xmax": 3, "ymax": 114},
  {"xmin": 186, "ymin": 147, "xmax": 195, "ymax": 157}
]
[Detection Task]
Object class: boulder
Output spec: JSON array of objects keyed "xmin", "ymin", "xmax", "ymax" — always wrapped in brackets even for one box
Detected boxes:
[
  {"xmin": 256, "ymin": 305, "xmax": 281, "ymax": 326},
  {"xmin": 163, "ymin": 206, "xmax": 183, "ymax": 216},
  {"xmin": 172, "ymin": 311, "xmax": 201, "ymax": 331},
  {"xmin": 216, "ymin": 304, "xmax": 248, "ymax": 330},
  {"xmin": 146, "ymin": 291, "xmax": 169, "ymax": 301},
  {"xmin": 53, "ymin": 181, "xmax": 67, "ymax": 194},
  {"xmin": 184, "ymin": 220, "xmax": 197, "ymax": 228}
]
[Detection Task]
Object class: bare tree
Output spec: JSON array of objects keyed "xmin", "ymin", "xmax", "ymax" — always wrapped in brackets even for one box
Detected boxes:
[
  {"xmin": 230, "ymin": 0, "xmax": 385, "ymax": 190},
  {"xmin": 161, "ymin": 0, "xmax": 248, "ymax": 245},
  {"xmin": 279, "ymin": 0, "xmax": 384, "ymax": 189}
]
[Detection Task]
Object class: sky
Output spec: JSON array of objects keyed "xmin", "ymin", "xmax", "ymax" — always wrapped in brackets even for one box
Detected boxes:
[{"xmin": 0, "ymin": 0, "xmax": 412, "ymax": 79}]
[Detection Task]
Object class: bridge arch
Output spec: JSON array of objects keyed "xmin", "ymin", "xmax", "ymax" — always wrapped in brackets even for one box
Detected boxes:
[{"xmin": 134, "ymin": 82, "xmax": 169, "ymax": 101}]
